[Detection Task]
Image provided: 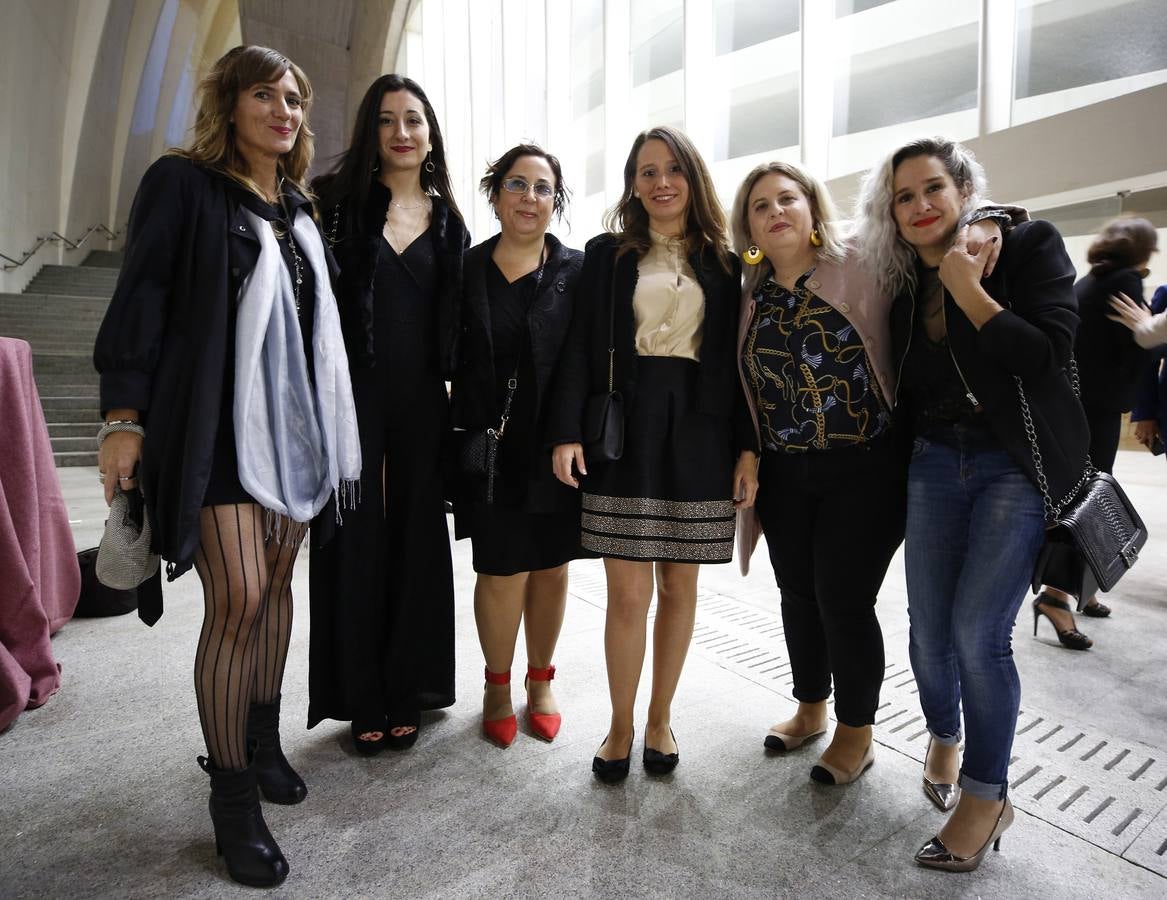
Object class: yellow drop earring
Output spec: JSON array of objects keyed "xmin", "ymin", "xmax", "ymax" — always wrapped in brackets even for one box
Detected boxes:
[
  {"xmin": 742, "ymin": 245, "xmax": 765, "ymax": 265},
  {"xmin": 809, "ymin": 227, "xmax": 823, "ymax": 248}
]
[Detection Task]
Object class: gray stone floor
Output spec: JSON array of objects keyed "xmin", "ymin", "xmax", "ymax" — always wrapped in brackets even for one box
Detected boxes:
[{"xmin": 2, "ymin": 451, "xmax": 1166, "ymax": 899}]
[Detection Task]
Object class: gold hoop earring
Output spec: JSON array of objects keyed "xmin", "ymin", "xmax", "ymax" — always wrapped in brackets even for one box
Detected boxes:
[
  {"xmin": 809, "ymin": 227, "xmax": 823, "ymax": 248},
  {"xmin": 742, "ymin": 245, "xmax": 765, "ymax": 265}
]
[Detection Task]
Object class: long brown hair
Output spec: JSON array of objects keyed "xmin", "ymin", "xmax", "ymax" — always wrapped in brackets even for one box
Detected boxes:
[
  {"xmin": 314, "ymin": 74, "xmax": 462, "ymax": 233},
  {"xmin": 172, "ymin": 45, "xmax": 314, "ymax": 199},
  {"xmin": 604, "ymin": 126, "xmax": 732, "ymax": 273}
]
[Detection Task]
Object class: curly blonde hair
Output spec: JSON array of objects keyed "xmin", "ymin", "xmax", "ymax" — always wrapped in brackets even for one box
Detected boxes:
[
  {"xmin": 856, "ymin": 136, "xmax": 986, "ymax": 299},
  {"xmin": 172, "ymin": 45, "xmax": 314, "ymax": 199},
  {"xmin": 730, "ymin": 161, "xmax": 847, "ymax": 298}
]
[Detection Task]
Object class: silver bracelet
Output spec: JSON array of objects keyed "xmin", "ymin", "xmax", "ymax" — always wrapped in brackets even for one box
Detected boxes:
[{"xmin": 97, "ymin": 420, "xmax": 145, "ymax": 444}]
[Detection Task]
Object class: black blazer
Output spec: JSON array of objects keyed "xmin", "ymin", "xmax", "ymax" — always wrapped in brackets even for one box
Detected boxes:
[
  {"xmin": 545, "ymin": 232, "xmax": 746, "ymax": 449},
  {"xmin": 450, "ymin": 233, "xmax": 583, "ymax": 430},
  {"xmin": 449, "ymin": 233, "xmax": 583, "ymax": 510},
  {"xmin": 323, "ymin": 181, "xmax": 469, "ymax": 376},
  {"xmin": 1073, "ymin": 267, "xmax": 1151, "ymax": 414},
  {"xmin": 94, "ymin": 157, "xmax": 333, "ymax": 579},
  {"xmin": 890, "ymin": 219, "xmax": 1090, "ymax": 510}
]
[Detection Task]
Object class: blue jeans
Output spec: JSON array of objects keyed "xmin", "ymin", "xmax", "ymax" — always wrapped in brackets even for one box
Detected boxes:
[{"xmin": 904, "ymin": 425, "xmax": 1045, "ymax": 801}]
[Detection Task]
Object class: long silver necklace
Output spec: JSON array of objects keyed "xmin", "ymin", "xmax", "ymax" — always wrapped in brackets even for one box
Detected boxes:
[{"xmin": 272, "ymin": 178, "xmax": 304, "ymax": 315}]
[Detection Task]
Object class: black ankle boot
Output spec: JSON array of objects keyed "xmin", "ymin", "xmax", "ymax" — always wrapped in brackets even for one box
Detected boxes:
[
  {"xmin": 246, "ymin": 695, "xmax": 308, "ymax": 804},
  {"xmin": 198, "ymin": 755, "xmax": 289, "ymax": 887}
]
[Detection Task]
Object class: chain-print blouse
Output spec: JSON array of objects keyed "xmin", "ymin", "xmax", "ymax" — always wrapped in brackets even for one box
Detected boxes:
[{"xmin": 743, "ymin": 271, "xmax": 890, "ymax": 452}]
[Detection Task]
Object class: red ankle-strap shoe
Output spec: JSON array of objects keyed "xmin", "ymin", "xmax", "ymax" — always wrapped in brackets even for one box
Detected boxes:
[
  {"xmin": 482, "ymin": 667, "xmax": 517, "ymax": 748},
  {"xmin": 525, "ymin": 664, "xmax": 562, "ymax": 742}
]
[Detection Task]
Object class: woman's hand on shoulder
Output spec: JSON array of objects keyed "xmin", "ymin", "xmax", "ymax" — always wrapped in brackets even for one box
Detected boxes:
[
  {"xmin": 1107, "ymin": 291, "xmax": 1152, "ymax": 333},
  {"xmin": 966, "ymin": 218, "xmax": 1004, "ymax": 277},
  {"xmin": 940, "ymin": 226, "xmax": 1004, "ymax": 329},
  {"xmin": 552, "ymin": 443, "xmax": 585, "ymax": 488},
  {"xmin": 732, "ymin": 450, "xmax": 759, "ymax": 509}
]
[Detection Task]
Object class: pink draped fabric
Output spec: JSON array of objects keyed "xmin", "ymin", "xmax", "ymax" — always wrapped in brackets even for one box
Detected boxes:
[{"xmin": 0, "ymin": 337, "xmax": 80, "ymax": 732}]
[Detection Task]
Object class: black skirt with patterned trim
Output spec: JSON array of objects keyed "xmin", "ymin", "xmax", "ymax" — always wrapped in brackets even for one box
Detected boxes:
[{"xmin": 580, "ymin": 357, "xmax": 735, "ymax": 563}]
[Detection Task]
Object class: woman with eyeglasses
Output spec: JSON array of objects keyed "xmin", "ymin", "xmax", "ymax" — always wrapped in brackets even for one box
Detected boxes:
[
  {"xmin": 448, "ymin": 144, "xmax": 592, "ymax": 747},
  {"xmin": 307, "ymin": 74, "xmax": 468, "ymax": 755},
  {"xmin": 548, "ymin": 126, "xmax": 753, "ymax": 781},
  {"xmin": 856, "ymin": 137, "xmax": 1087, "ymax": 872}
]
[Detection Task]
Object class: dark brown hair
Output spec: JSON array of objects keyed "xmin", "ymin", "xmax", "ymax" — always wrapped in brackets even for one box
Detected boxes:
[
  {"xmin": 314, "ymin": 73, "xmax": 461, "ymax": 232},
  {"xmin": 479, "ymin": 143, "xmax": 570, "ymax": 221},
  {"xmin": 603, "ymin": 125, "xmax": 732, "ymax": 273},
  {"xmin": 1087, "ymin": 216, "xmax": 1158, "ymax": 274}
]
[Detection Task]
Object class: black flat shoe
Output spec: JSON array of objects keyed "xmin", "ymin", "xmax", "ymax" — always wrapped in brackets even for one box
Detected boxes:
[
  {"xmin": 1032, "ymin": 593, "xmax": 1092, "ymax": 650},
  {"xmin": 592, "ymin": 731, "xmax": 634, "ymax": 784},
  {"xmin": 351, "ymin": 717, "xmax": 389, "ymax": 757},
  {"xmin": 643, "ymin": 728, "xmax": 679, "ymax": 775}
]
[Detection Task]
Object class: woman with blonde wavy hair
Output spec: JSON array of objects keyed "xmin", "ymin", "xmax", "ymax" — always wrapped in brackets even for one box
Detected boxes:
[
  {"xmin": 730, "ymin": 161, "xmax": 907, "ymax": 787},
  {"xmin": 95, "ymin": 45, "xmax": 359, "ymax": 887},
  {"xmin": 856, "ymin": 136, "xmax": 1086, "ymax": 872}
]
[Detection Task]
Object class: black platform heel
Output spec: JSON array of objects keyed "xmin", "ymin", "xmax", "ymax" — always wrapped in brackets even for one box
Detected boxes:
[
  {"xmin": 198, "ymin": 755, "xmax": 289, "ymax": 887},
  {"xmin": 1033, "ymin": 593, "xmax": 1092, "ymax": 650},
  {"xmin": 246, "ymin": 695, "xmax": 307, "ymax": 804}
]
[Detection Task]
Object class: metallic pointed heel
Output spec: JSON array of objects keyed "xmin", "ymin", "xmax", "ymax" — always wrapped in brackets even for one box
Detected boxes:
[
  {"xmin": 922, "ymin": 737, "xmax": 960, "ymax": 812},
  {"xmin": 914, "ymin": 798, "xmax": 1014, "ymax": 872}
]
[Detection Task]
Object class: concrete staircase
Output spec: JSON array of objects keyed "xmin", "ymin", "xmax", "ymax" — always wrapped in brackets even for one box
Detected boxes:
[{"xmin": 0, "ymin": 252, "xmax": 122, "ymax": 466}]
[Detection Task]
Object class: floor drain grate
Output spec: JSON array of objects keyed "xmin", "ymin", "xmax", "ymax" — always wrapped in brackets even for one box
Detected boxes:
[{"xmin": 675, "ymin": 587, "xmax": 1167, "ymax": 876}]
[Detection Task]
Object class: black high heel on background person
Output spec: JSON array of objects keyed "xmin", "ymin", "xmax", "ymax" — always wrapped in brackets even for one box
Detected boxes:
[
  {"xmin": 1081, "ymin": 598, "xmax": 1112, "ymax": 618},
  {"xmin": 198, "ymin": 754, "xmax": 289, "ymax": 887},
  {"xmin": 1032, "ymin": 593, "xmax": 1092, "ymax": 650},
  {"xmin": 592, "ymin": 730, "xmax": 635, "ymax": 784},
  {"xmin": 643, "ymin": 728, "xmax": 679, "ymax": 775},
  {"xmin": 246, "ymin": 695, "xmax": 307, "ymax": 804},
  {"xmin": 385, "ymin": 708, "xmax": 420, "ymax": 751}
]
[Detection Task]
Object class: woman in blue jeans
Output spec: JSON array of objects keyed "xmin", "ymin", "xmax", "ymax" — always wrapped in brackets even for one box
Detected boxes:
[{"xmin": 857, "ymin": 137, "xmax": 1088, "ymax": 872}]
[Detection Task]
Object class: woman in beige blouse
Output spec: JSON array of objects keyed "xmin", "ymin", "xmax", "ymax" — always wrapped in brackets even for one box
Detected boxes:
[{"xmin": 548, "ymin": 126, "xmax": 756, "ymax": 782}]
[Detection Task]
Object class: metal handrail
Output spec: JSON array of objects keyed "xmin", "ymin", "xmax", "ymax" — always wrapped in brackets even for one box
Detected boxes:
[{"xmin": 1, "ymin": 223, "xmax": 122, "ymax": 272}]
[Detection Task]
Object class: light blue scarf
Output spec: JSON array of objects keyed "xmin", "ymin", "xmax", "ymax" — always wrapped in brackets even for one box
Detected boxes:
[{"xmin": 234, "ymin": 207, "xmax": 361, "ymax": 523}]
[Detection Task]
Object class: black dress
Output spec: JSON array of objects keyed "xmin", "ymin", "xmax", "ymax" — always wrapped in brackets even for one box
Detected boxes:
[
  {"xmin": 453, "ymin": 261, "xmax": 588, "ymax": 576},
  {"xmin": 307, "ymin": 226, "xmax": 456, "ymax": 728}
]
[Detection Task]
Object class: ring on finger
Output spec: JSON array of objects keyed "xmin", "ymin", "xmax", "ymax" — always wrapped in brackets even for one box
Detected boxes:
[{"xmin": 119, "ymin": 475, "xmax": 134, "ymax": 481}]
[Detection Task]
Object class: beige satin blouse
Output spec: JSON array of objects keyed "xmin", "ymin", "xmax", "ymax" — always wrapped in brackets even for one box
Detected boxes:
[{"xmin": 632, "ymin": 229, "xmax": 704, "ymax": 360}]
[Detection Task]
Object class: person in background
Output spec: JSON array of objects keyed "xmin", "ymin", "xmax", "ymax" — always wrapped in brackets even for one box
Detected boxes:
[{"xmin": 1032, "ymin": 216, "xmax": 1157, "ymax": 636}]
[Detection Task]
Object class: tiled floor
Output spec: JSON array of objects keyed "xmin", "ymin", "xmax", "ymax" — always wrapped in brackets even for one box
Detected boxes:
[{"xmin": 2, "ymin": 450, "xmax": 1165, "ymax": 898}]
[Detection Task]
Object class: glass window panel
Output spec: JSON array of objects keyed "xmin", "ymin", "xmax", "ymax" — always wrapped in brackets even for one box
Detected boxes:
[
  {"xmin": 835, "ymin": 0, "xmax": 897, "ymax": 16},
  {"xmin": 1014, "ymin": 0, "xmax": 1167, "ymax": 105},
  {"xmin": 572, "ymin": 0, "xmax": 604, "ymax": 113},
  {"xmin": 713, "ymin": 0, "xmax": 799, "ymax": 55},
  {"xmin": 833, "ymin": 22, "xmax": 979, "ymax": 135},
  {"xmin": 717, "ymin": 77, "xmax": 799, "ymax": 161},
  {"xmin": 630, "ymin": 0, "xmax": 683, "ymax": 86}
]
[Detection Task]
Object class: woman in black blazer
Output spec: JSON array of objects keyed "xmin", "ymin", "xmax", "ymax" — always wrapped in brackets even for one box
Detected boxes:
[
  {"xmin": 449, "ymin": 144, "xmax": 590, "ymax": 748},
  {"xmin": 95, "ymin": 46, "xmax": 359, "ymax": 887},
  {"xmin": 549, "ymin": 126, "xmax": 755, "ymax": 782},
  {"xmin": 858, "ymin": 136, "xmax": 1088, "ymax": 872}
]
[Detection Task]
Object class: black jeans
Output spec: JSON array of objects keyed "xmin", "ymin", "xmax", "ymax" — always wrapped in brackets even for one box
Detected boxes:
[{"xmin": 755, "ymin": 436, "xmax": 907, "ymax": 727}]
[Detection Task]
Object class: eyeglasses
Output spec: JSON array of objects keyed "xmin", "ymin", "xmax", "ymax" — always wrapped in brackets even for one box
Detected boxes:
[{"xmin": 501, "ymin": 177, "xmax": 554, "ymax": 199}]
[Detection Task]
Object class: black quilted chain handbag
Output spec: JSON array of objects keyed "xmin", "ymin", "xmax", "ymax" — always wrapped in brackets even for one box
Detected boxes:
[{"xmin": 1015, "ymin": 360, "xmax": 1149, "ymax": 610}]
